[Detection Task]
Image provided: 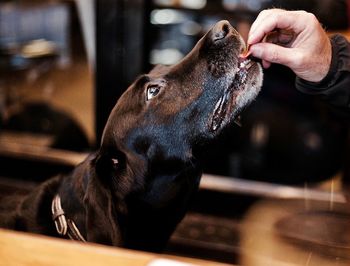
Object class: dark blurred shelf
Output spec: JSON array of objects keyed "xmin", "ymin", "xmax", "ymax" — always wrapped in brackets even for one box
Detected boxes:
[
  {"xmin": 151, "ymin": 3, "xmax": 257, "ymax": 19},
  {"xmin": 167, "ymin": 212, "xmax": 241, "ymax": 264}
]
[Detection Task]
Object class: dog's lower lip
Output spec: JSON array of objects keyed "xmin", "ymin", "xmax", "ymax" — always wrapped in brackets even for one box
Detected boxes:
[
  {"xmin": 245, "ymin": 60, "xmax": 254, "ymax": 70},
  {"xmin": 240, "ymin": 58, "xmax": 254, "ymax": 70},
  {"xmin": 210, "ymin": 90, "xmax": 230, "ymax": 132},
  {"xmin": 209, "ymin": 58, "xmax": 255, "ymax": 133}
]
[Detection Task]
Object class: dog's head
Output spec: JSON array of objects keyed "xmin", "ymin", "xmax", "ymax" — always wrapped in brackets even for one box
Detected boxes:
[{"xmin": 95, "ymin": 20, "xmax": 263, "ymax": 203}]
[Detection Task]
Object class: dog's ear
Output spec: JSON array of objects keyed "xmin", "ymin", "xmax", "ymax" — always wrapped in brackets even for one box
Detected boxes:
[
  {"xmin": 93, "ymin": 149, "xmax": 126, "ymax": 187},
  {"xmin": 84, "ymin": 153, "xmax": 123, "ymax": 245},
  {"xmin": 93, "ymin": 148, "xmax": 143, "ymax": 197}
]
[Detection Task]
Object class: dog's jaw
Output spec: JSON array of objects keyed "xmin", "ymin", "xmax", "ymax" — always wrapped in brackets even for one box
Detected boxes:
[
  {"xmin": 234, "ymin": 62, "xmax": 263, "ymax": 114},
  {"xmin": 209, "ymin": 59, "xmax": 263, "ymax": 133}
]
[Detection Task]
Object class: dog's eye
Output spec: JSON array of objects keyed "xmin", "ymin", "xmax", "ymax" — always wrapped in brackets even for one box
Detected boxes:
[
  {"xmin": 111, "ymin": 158, "xmax": 119, "ymax": 171},
  {"xmin": 146, "ymin": 85, "xmax": 161, "ymax": 101}
]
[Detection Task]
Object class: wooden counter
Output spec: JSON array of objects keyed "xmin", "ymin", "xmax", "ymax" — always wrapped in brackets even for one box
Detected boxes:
[{"xmin": 0, "ymin": 229, "xmax": 232, "ymax": 266}]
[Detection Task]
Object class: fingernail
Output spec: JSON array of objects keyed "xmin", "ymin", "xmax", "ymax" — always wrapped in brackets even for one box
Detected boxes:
[
  {"xmin": 247, "ymin": 36, "xmax": 253, "ymax": 45},
  {"xmin": 247, "ymin": 32, "xmax": 255, "ymax": 45},
  {"xmin": 240, "ymin": 46, "xmax": 252, "ymax": 58}
]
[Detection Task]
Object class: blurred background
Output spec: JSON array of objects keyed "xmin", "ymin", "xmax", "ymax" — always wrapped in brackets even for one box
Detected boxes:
[{"xmin": 0, "ymin": 0, "xmax": 350, "ymax": 265}]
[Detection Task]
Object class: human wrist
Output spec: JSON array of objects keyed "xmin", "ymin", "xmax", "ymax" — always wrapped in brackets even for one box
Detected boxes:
[
  {"xmin": 315, "ymin": 36, "xmax": 332, "ymax": 82},
  {"xmin": 296, "ymin": 35, "xmax": 337, "ymax": 90}
]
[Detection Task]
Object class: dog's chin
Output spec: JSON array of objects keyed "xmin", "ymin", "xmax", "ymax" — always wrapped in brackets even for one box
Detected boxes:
[
  {"xmin": 139, "ymin": 176, "xmax": 181, "ymax": 209},
  {"xmin": 209, "ymin": 59, "xmax": 263, "ymax": 134}
]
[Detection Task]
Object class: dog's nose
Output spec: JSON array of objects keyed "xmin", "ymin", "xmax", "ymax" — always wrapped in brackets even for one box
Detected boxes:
[{"xmin": 211, "ymin": 20, "xmax": 232, "ymax": 42}]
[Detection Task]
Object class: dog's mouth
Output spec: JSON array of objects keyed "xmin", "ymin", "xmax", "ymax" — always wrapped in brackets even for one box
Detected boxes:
[{"xmin": 209, "ymin": 56, "xmax": 260, "ymax": 133}]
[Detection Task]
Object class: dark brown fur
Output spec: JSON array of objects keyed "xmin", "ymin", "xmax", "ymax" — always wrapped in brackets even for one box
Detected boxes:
[{"xmin": 0, "ymin": 21, "xmax": 262, "ymax": 252}]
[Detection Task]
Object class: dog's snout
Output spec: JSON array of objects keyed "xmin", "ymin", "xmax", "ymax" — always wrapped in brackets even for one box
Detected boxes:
[{"xmin": 211, "ymin": 20, "xmax": 231, "ymax": 42}]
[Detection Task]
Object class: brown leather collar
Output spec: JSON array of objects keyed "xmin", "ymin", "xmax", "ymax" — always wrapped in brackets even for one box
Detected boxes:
[{"xmin": 51, "ymin": 194, "xmax": 86, "ymax": 242}]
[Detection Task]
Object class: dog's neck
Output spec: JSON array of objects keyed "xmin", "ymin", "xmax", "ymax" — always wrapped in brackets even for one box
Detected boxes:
[
  {"xmin": 55, "ymin": 152, "xmax": 201, "ymax": 250},
  {"xmin": 56, "ymin": 155, "xmax": 123, "ymax": 246},
  {"xmin": 51, "ymin": 194, "xmax": 86, "ymax": 242}
]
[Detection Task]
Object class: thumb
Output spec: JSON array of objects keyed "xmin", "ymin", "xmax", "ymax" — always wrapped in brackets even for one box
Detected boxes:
[{"xmin": 250, "ymin": 43, "xmax": 296, "ymax": 68}]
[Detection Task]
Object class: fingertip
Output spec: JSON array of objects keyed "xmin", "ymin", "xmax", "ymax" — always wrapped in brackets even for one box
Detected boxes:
[
  {"xmin": 247, "ymin": 33, "xmax": 253, "ymax": 45},
  {"xmin": 247, "ymin": 33, "xmax": 257, "ymax": 45},
  {"xmin": 262, "ymin": 60, "xmax": 271, "ymax": 69},
  {"xmin": 249, "ymin": 44, "xmax": 263, "ymax": 58}
]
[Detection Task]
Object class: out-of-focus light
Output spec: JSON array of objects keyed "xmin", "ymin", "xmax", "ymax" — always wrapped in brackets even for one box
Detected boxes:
[
  {"xmin": 21, "ymin": 39, "xmax": 57, "ymax": 58},
  {"xmin": 179, "ymin": 0, "xmax": 206, "ymax": 9},
  {"xmin": 246, "ymin": 0, "xmax": 263, "ymax": 11},
  {"xmin": 180, "ymin": 21, "xmax": 202, "ymax": 36},
  {"xmin": 151, "ymin": 9, "xmax": 185, "ymax": 25},
  {"xmin": 222, "ymin": 0, "xmax": 267, "ymax": 11},
  {"xmin": 153, "ymin": 0, "xmax": 176, "ymax": 7},
  {"xmin": 222, "ymin": 0, "xmax": 240, "ymax": 10},
  {"xmin": 150, "ymin": 48, "xmax": 184, "ymax": 65}
]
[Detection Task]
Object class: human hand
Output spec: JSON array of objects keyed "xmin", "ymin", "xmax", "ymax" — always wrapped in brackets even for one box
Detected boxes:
[{"xmin": 247, "ymin": 9, "xmax": 332, "ymax": 82}]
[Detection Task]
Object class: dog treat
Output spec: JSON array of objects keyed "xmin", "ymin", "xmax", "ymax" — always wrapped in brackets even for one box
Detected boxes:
[{"xmin": 240, "ymin": 44, "xmax": 251, "ymax": 58}]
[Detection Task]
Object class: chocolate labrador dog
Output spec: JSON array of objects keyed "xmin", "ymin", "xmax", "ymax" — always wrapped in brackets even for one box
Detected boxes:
[{"xmin": 0, "ymin": 21, "xmax": 262, "ymax": 252}]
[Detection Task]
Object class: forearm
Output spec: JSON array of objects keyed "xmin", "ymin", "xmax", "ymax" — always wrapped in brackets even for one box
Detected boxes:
[{"xmin": 296, "ymin": 34, "xmax": 350, "ymax": 109}]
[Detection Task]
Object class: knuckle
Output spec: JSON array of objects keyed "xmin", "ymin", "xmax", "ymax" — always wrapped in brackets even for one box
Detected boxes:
[
  {"xmin": 260, "ymin": 8, "xmax": 279, "ymax": 18},
  {"xmin": 308, "ymin": 13, "xmax": 318, "ymax": 24},
  {"xmin": 296, "ymin": 10, "xmax": 308, "ymax": 16},
  {"xmin": 257, "ymin": 9, "xmax": 269, "ymax": 20},
  {"xmin": 274, "ymin": 12, "xmax": 282, "ymax": 22},
  {"xmin": 292, "ymin": 51, "xmax": 307, "ymax": 68},
  {"xmin": 260, "ymin": 9, "xmax": 269, "ymax": 16},
  {"xmin": 303, "ymin": 11, "xmax": 319, "ymax": 25},
  {"xmin": 271, "ymin": 49, "xmax": 280, "ymax": 62}
]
